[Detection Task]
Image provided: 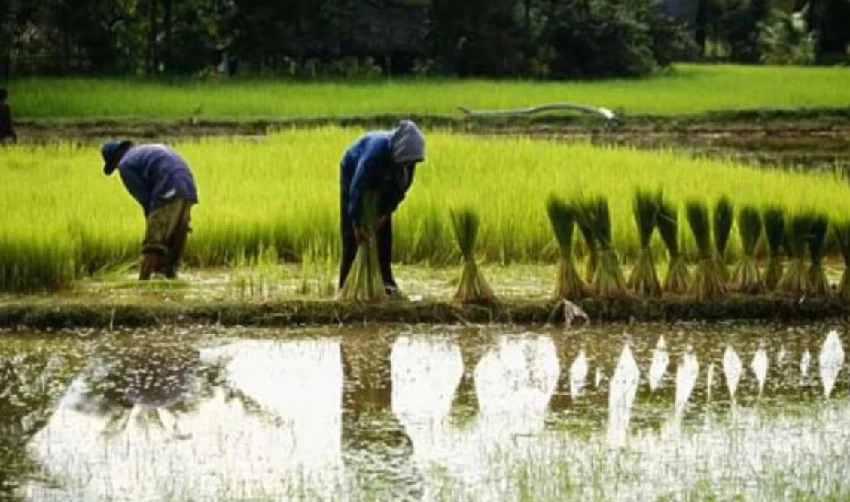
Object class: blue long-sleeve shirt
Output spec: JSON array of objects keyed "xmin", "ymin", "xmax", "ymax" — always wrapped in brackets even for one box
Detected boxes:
[
  {"xmin": 118, "ymin": 144, "xmax": 199, "ymax": 216},
  {"xmin": 340, "ymin": 132, "xmax": 416, "ymax": 225}
]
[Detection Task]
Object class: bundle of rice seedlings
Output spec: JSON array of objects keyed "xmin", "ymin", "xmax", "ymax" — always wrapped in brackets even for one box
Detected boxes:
[
  {"xmin": 687, "ymin": 200, "xmax": 725, "ymax": 300},
  {"xmin": 657, "ymin": 196, "xmax": 690, "ymax": 294},
  {"xmin": 807, "ymin": 213, "xmax": 829, "ymax": 295},
  {"xmin": 546, "ymin": 195, "xmax": 585, "ymax": 300},
  {"xmin": 731, "ymin": 206, "xmax": 764, "ymax": 294},
  {"xmin": 763, "ymin": 207, "xmax": 785, "ymax": 290},
  {"xmin": 451, "ymin": 208, "xmax": 497, "ymax": 305},
  {"xmin": 778, "ymin": 212, "xmax": 814, "ymax": 295},
  {"xmin": 713, "ymin": 196, "xmax": 734, "ymax": 281},
  {"xmin": 627, "ymin": 190, "xmax": 661, "ymax": 296},
  {"xmin": 339, "ymin": 192, "xmax": 388, "ymax": 302},
  {"xmin": 834, "ymin": 221, "xmax": 850, "ymax": 302},
  {"xmin": 578, "ymin": 197, "xmax": 626, "ymax": 297},
  {"xmin": 577, "ymin": 217, "xmax": 598, "ymax": 284}
]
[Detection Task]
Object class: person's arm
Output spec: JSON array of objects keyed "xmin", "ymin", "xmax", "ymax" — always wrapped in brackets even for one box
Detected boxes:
[{"xmin": 347, "ymin": 142, "xmax": 381, "ymax": 229}]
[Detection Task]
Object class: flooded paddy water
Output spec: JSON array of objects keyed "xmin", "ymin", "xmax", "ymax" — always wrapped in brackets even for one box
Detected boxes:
[{"xmin": 1, "ymin": 322, "xmax": 849, "ymax": 501}]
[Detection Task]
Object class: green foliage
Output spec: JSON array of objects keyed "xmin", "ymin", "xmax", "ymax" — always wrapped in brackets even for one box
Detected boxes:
[
  {"xmin": 657, "ymin": 196, "xmax": 680, "ymax": 258},
  {"xmin": 779, "ymin": 212, "xmax": 815, "ymax": 295},
  {"xmin": 339, "ymin": 193, "xmax": 386, "ymax": 303},
  {"xmin": 687, "ymin": 201, "xmax": 712, "ymax": 259},
  {"xmin": 628, "ymin": 190, "xmax": 661, "ymax": 296},
  {"xmin": 758, "ymin": 9, "xmax": 817, "ymax": 65},
  {"xmin": 834, "ymin": 221, "xmax": 850, "ymax": 302},
  {"xmin": 546, "ymin": 196, "xmax": 584, "ymax": 300}
]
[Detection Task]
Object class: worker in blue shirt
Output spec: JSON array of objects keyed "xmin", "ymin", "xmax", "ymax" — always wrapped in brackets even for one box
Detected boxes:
[
  {"xmin": 339, "ymin": 120, "xmax": 426, "ymax": 296},
  {"xmin": 101, "ymin": 141, "xmax": 199, "ymax": 280}
]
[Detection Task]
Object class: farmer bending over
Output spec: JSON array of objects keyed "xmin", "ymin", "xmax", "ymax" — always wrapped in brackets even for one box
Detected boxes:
[
  {"xmin": 339, "ymin": 120, "xmax": 426, "ymax": 296},
  {"xmin": 0, "ymin": 88, "xmax": 17, "ymax": 144},
  {"xmin": 101, "ymin": 141, "xmax": 199, "ymax": 280}
]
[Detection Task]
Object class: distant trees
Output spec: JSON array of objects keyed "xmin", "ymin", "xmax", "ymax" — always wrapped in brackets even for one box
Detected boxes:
[{"xmin": 1, "ymin": 0, "xmax": 845, "ymax": 79}]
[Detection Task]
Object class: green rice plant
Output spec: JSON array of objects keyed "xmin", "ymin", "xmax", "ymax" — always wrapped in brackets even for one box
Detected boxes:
[
  {"xmin": 13, "ymin": 65, "xmax": 850, "ymax": 119},
  {"xmin": 807, "ymin": 213, "xmax": 830, "ymax": 295},
  {"xmin": 713, "ymin": 196, "xmax": 734, "ymax": 282},
  {"xmin": 578, "ymin": 197, "xmax": 626, "ymax": 297},
  {"xmin": 5, "ymin": 131, "xmax": 850, "ymax": 292},
  {"xmin": 576, "ymin": 217, "xmax": 598, "ymax": 284},
  {"xmin": 627, "ymin": 190, "xmax": 661, "ymax": 296},
  {"xmin": 546, "ymin": 195, "xmax": 585, "ymax": 300},
  {"xmin": 450, "ymin": 209, "xmax": 496, "ymax": 305},
  {"xmin": 763, "ymin": 207, "xmax": 785, "ymax": 290},
  {"xmin": 778, "ymin": 212, "xmax": 815, "ymax": 295},
  {"xmin": 834, "ymin": 221, "xmax": 850, "ymax": 302},
  {"xmin": 731, "ymin": 206, "xmax": 764, "ymax": 294},
  {"xmin": 657, "ymin": 196, "xmax": 690, "ymax": 294},
  {"xmin": 687, "ymin": 200, "xmax": 725, "ymax": 300},
  {"xmin": 339, "ymin": 192, "xmax": 387, "ymax": 303}
]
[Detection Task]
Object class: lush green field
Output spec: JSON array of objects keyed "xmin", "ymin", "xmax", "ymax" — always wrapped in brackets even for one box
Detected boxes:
[
  {"xmin": 10, "ymin": 65, "xmax": 850, "ymax": 121},
  {"xmin": 2, "ymin": 128, "xmax": 850, "ymax": 290}
]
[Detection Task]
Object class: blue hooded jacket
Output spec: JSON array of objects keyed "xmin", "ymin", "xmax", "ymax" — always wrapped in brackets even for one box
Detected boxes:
[
  {"xmin": 117, "ymin": 144, "xmax": 199, "ymax": 216},
  {"xmin": 340, "ymin": 121, "xmax": 425, "ymax": 225}
]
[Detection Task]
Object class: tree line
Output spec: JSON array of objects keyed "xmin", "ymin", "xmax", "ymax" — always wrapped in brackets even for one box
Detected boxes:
[{"xmin": 1, "ymin": 0, "xmax": 847, "ymax": 80}]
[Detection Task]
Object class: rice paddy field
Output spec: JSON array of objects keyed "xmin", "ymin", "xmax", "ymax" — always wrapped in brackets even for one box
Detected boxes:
[
  {"xmin": 1, "ymin": 322, "xmax": 849, "ymax": 501},
  {"xmin": 11, "ymin": 65, "xmax": 850, "ymax": 120},
  {"xmin": 2, "ymin": 128, "xmax": 850, "ymax": 292}
]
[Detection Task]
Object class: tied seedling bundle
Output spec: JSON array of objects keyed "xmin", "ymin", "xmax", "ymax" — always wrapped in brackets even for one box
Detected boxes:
[
  {"xmin": 657, "ymin": 196, "xmax": 690, "ymax": 294},
  {"xmin": 339, "ymin": 192, "xmax": 387, "ymax": 302},
  {"xmin": 546, "ymin": 195, "xmax": 585, "ymax": 300},
  {"xmin": 579, "ymin": 197, "xmax": 626, "ymax": 297},
  {"xmin": 763, "ymin": 207, "xmax": 785, "ymax": 290},
  {"xmin": 451, "ymin": 208, "xmax": 497, "ymax": 305},
  {"xmin": 577, "ymin": 215, "xmax": 598, "ymax": 284},
  {"xmin": 778, "ymin": 212, "xmax": 814, "ymax": 294},
  {"xmin": 835, "ymin": 221, "xmax": 850, "ymax": 302},
  {"xmin": 732, "ymin": 206, "xmax": 764, "ymax": 294},
  {"xmin": 807, "ymin": 213, "xmax": 829, "ymax": 295},
  {"xmin": 713, "ymin": 196, "xmax": 734, "ymax": 282},
  {"xmin": 687, "ymin": 200, "xmax": 725, "ymax": 299},
  {"xmin": 627, "ymin": 190, "xmax": 661, "ymax": 296}
]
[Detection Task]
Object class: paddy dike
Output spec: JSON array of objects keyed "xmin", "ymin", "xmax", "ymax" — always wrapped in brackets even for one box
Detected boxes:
[
  {"xmin": 2, "ymin": 295, "xmax": 850, "ymax": 330},
  {"xmin": 16, "ymin": 107, "xmax": 850, "ymax": 171}
]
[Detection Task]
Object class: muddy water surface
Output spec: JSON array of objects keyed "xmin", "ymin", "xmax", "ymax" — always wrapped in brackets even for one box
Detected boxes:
[{"xmin": 1, "ymin": 322, "xmax": 849, "ymax": 501}]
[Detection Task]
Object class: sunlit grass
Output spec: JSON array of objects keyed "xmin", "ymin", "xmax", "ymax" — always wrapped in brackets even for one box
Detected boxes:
[
  {"xmin": 2, "ymin": 128, "xmax": 850, "ymax": 290},
  {"xmin": 10, "ymin": 65, "xmax": 850, "ymax": 120}
]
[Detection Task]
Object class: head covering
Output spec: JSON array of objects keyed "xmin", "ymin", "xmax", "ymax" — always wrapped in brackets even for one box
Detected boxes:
[
  {"xmin": 101, "ymin": 140, "xmax": 133, "ymax": 175},
  {"xmin": 390, "ymin": 120, "xmax": 425, "ymax": 164}
]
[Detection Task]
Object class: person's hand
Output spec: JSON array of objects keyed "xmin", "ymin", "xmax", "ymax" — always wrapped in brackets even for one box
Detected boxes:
[{"xmin": 354, "ymin": 226, "xmax": 371, "ymax": 243}]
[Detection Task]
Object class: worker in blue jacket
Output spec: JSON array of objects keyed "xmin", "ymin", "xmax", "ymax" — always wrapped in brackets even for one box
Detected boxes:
[
  {"xmin": 101, "ymin": 141, "xmax": 199, "ymax": 280},
  {"xmin": 339, "ymin": 120, "xmax": 426, "ymax": 296}
]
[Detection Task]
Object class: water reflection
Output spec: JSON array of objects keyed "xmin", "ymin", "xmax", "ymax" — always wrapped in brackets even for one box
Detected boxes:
[{"xmin": 1, "ymin": 325, "xmax": 847, "ymax": 501}]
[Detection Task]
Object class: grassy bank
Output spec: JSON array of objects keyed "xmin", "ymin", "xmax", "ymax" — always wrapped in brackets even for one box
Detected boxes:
[
  {"xmin": 3, "ymin": 128, "xmax": 850, "ymax": 290},
  {"xmin": 9, "ymin": 65, "xmax": 850, "ymax": 120}
]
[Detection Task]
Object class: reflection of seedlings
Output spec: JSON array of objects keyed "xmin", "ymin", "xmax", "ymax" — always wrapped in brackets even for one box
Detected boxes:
[{"xmin": 75, "ymin": 339, "xmax": 222, "ymax": 441}]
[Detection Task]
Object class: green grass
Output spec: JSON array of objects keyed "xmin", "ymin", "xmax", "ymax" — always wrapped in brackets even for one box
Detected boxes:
[
  {"xmin": 9, "ymin": 65, "xmax": 850, "ymax": 120},
  {"xmin": 3, "ymin": 128, "xmax": 850, "ymax": 290}
]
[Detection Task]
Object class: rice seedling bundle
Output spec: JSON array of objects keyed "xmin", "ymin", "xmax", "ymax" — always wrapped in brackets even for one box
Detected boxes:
[
  {"xmin": 579, "ymin": 197, "xmax": 626, "ymax": 297},
  {"xmin": 627, "ymin": 190, "xmax": 661, "ymax": 296},
  {"xmin": 577, "ymin": 217, "xmax": 598, "ymax": 284},
  {"xmin": 546, "ymin": 195, "xmax": 585, "ymax": 300},
  {"xmin": 656, "ymin": 196, "xmax": 690, "ymax": 294},
  {"xmin": 835, "ymin": 221, "xmax": 850, "ymax": 302},
  {"xmin": 687, "ymin": 201, "xmax": 725, "ymax": 299},
  {"xmin": 339, "ymin": 192, "xmax": 387, "ymax": 302},
  {"xmin": 807, "ymin": 213, "xmax": 829, "ymax": 295},
  {"xmin": 713, "ymin": 196, "xmax": 734, "ymax": 282},
  {"xmin": 451, "ymin": 208, "xmax": 497, "ymax": 305},
  {"xmin": 778, "ymin": 213, "xmax": 814, "ymax": 295},
  {"xmin": 762, "ymin": 207, "xmax": 785, "ymax": 290},
  {"xmin": 731, "ymin": 206, "xmax": 764, "ymax": 294}
]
